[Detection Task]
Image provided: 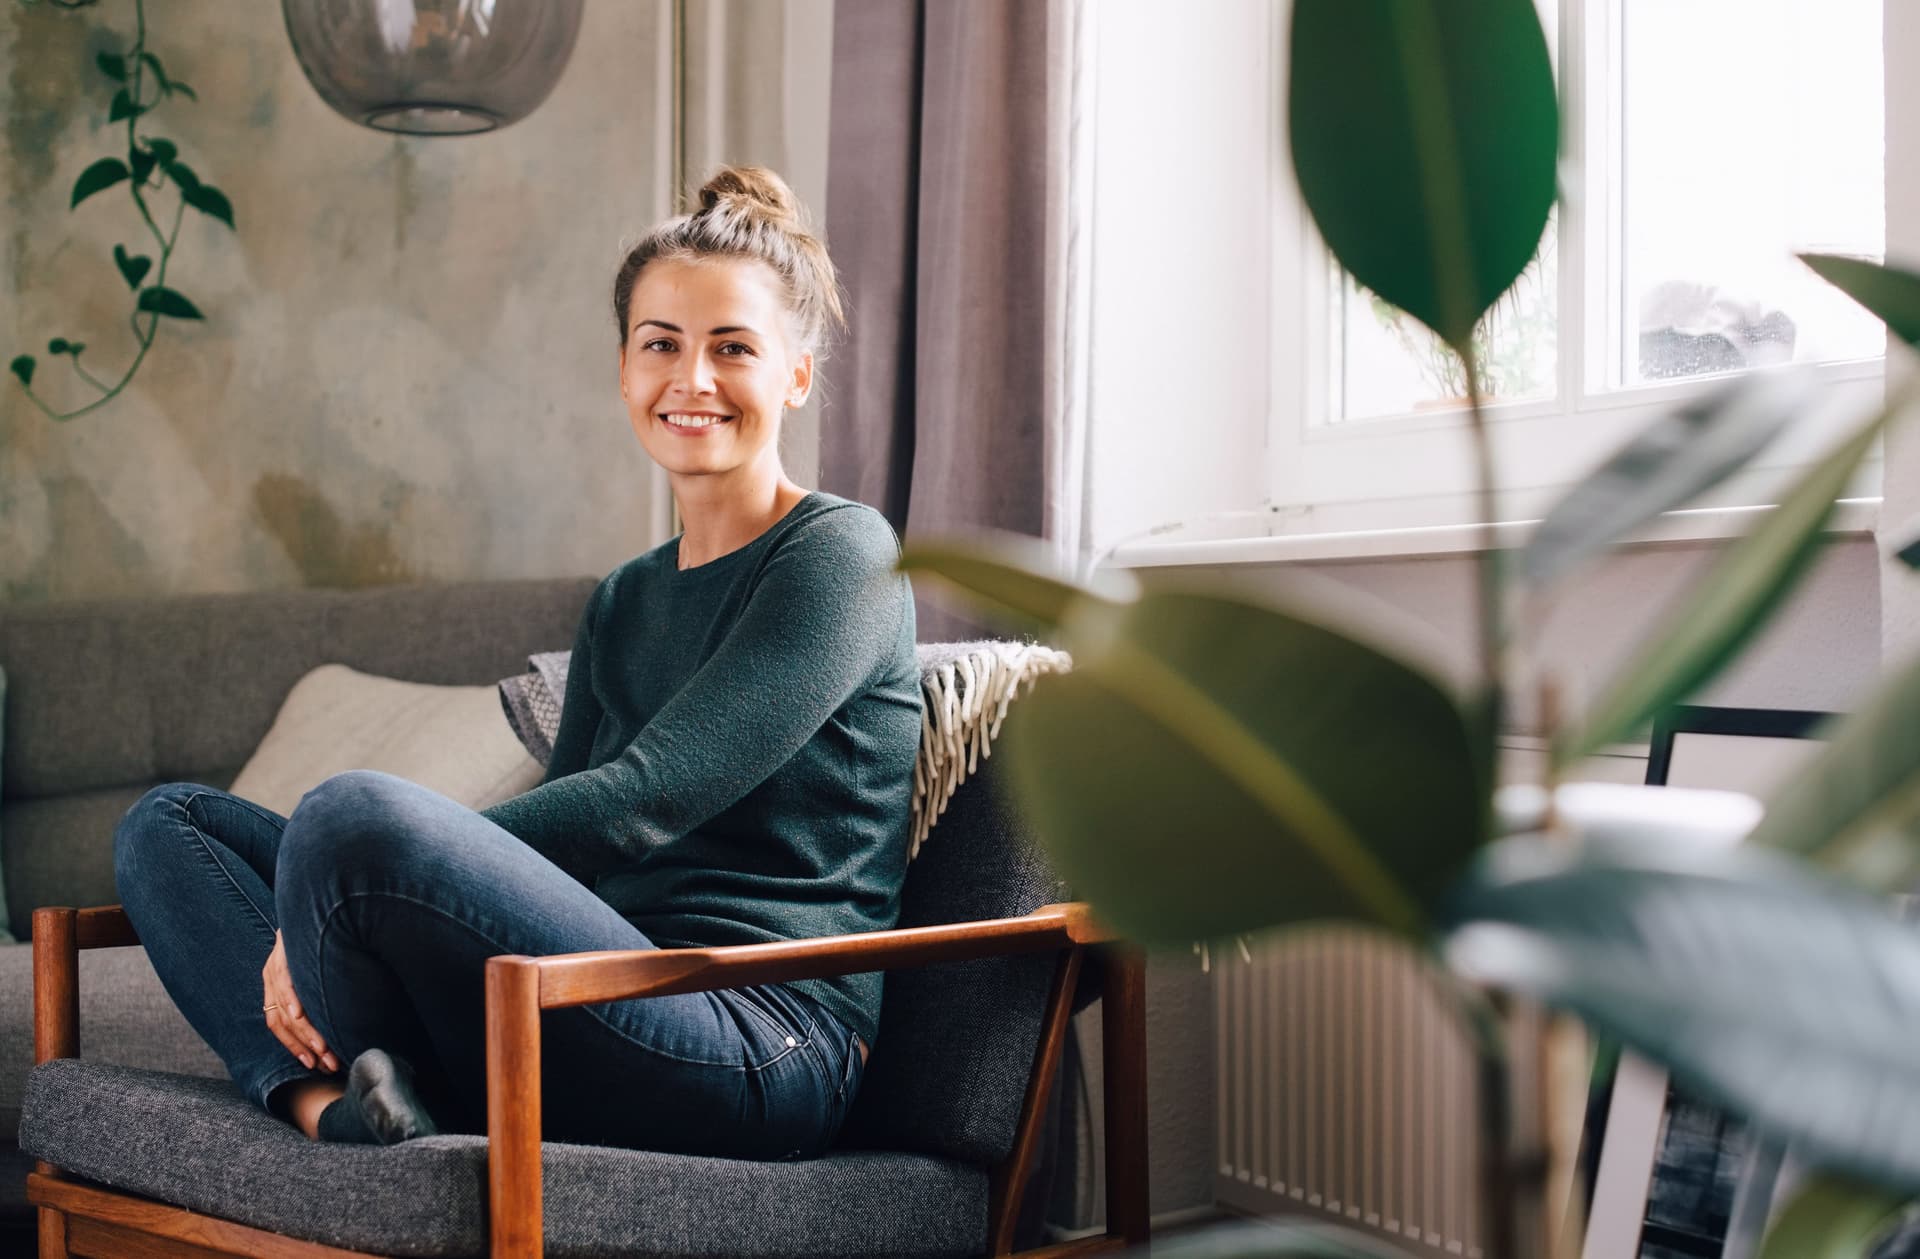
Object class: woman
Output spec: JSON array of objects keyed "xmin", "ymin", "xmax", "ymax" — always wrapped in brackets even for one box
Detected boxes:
[{"xmin": 114, "ymin": 166, "xmax": 922, "ymax": 1160}]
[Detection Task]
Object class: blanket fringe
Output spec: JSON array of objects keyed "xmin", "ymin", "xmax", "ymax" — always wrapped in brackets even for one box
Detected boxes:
[{"xmin": 910, "ymin": 642, "xmax": 1073, "ymax": 858}]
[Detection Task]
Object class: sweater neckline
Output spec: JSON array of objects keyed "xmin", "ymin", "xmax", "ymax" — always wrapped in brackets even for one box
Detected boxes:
[{"xmin": 668, "ymin": 492, "xmax": 823, "ymax": 580}]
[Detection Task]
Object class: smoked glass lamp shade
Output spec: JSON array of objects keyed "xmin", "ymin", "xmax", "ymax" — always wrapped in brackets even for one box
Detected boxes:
[{"xmin": 282, "ymin": 0, "xmax": 585, "ymax": 136}]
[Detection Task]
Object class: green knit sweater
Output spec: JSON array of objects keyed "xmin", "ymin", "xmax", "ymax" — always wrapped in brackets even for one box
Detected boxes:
[{"xmin": 481, "ymin": 493, "xmax": 921, "ymax": 1044}]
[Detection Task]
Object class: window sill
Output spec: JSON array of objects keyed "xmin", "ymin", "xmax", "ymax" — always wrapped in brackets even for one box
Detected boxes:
[{"xmin": 1105, "ymin": 496, "xmax": 1882, "ymax": 568}]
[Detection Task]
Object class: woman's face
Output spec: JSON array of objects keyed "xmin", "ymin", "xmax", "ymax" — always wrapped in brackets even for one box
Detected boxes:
[{"xmin": 619, "ymin": 257, "xmax": 812, "ymax": 487}]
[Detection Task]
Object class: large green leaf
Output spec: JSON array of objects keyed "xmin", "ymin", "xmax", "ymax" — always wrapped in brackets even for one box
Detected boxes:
[
  {"xmin": 1445, "ymin": 835, "xmax": 1920, "ymax": 1189},
  {"xmin": 1746, "ymin": 649, "xmax": 1920, "ymax": 891},
  {"xmin": 1005, "ymin": 588, "xmax": 1482, "ymax": 943},
  {"xmin": 69, "ymin": 157, "xmax": 129, "ymax": 209},
  {"xmin": 1289, "ymin": 0, "xmax": 1558, "ymax": 353},
  {"xmin": 8, "ymin": 356, "xmax": 34, "ymax": 388},
  {"xmin": 1555, "ymin": 402, "xmax": 1890, "ymax": 767},
  {"xmin": 897, "ymin": 536, "xmax": 1129, "ymax": 635},
  {"xmin": 1801, "ymin": 255, "xmax": 1920, "ymax": 348},
  {"xmin": 1522, "ymin": 370, "xmax": 1815, "ymax": 588},
  {"xmin": 1146, "ymin": 1219, "xmax": 1416, "ymax": 1259},
  {"xmin": 1755, "ymin": 1175, "xmax": 1912, "ymax": 1259}
]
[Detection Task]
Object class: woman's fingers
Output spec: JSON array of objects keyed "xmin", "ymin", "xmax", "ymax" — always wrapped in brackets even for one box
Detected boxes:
[{"xmin": 263, "ymin": 932, "xmax": 339, "ymax": 1073}]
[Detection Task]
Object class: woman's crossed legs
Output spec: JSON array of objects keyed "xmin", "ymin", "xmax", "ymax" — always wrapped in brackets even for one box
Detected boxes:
[{"xmin": 114, "ymin": 770, "xmax": 856, "ymax": 1159}]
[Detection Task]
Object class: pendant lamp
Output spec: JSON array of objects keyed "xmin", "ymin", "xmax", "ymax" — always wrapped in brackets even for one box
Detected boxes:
[{"xmin": 282, "ymin": 0, "xmax": 585, "ymax": 136}]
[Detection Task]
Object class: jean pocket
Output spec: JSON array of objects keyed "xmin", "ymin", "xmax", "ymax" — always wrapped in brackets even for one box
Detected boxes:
[{"xmin": 731, "ymin": 988, "xmax": 815, "ymax": 1070}]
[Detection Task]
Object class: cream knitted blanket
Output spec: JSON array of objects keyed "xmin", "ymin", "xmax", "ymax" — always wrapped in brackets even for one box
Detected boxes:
[{"xmin": 910, "ymin": 640, "xmax": 1074, "ymax": 857}]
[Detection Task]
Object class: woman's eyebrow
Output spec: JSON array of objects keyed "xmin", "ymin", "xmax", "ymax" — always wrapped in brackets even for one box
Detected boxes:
[{"xmin": 634, "ymin": 320, "xmax": 760, "ymax": 337}]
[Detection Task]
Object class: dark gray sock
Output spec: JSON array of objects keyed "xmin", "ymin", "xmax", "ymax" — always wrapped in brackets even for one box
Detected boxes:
[
  {"xmin": 316, "ymin": 1093, "xmax": 378, "ymax": 1145},
  {"xmin": 316, "ymin": 1049, "xmax": 440, "ymax": 1145}
]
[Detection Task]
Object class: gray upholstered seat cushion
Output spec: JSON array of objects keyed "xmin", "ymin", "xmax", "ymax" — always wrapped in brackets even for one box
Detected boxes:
[{"xmin": 22, "ymin": 1060, "xmax": 990, "ymax": 1259}]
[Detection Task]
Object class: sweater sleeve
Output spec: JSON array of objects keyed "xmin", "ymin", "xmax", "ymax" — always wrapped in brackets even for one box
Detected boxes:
[
  {"xmin": 481, "ymin": 507, "xmax": 910, "ymax": 877},
  {"xmin": 537, "ymin": 579, "xmax": 607, "ymax": 785}
]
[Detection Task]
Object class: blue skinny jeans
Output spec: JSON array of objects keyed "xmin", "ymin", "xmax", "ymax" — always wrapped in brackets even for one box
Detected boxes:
[{"xmin": 112, "ymin": 770, "xmax": 864, "ymax": 1159}]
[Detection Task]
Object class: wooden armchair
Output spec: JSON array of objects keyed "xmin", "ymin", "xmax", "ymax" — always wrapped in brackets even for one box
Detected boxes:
[{"xmin": 21, "ymin": 762, "xmax": 1150, "ymax": 1259}]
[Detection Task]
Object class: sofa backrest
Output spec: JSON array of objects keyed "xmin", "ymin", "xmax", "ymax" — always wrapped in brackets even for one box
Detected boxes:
[
  {"xmin": 0, "ymin": 579, "xmax": 596, "ymax": 930},
  {"xmin": 838, "ymin": 752, "xmax": 1067, "ymax": 1167}
]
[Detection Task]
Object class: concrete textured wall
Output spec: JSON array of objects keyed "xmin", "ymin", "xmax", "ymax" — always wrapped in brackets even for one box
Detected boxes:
[{"xmin": 2, "ymin": 2, "xmax": 672, "ymax": 602}]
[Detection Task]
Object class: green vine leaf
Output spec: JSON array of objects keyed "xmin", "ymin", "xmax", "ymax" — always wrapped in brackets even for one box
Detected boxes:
[
  {"xmin": 183, "ymin": 183, "xmax": 234, "ymax": 229},
  {"xmin": 47, "ymin": 338, "xmax": 70, "ymax": 355},
  {"xmin": 95, "ymin": 51, "xmax": 126, "ymax": 82},
  {"xmin": 136, "ymin": 286, "xmax": 204, "ymax": 321},
  {"xmin": 145, "ymin": 138, "xmax": 178, "ymax": 166},
  {"xmin": 66, "ymin": 342, "xmax": 85, "ymax": 356},
  {"xmin": 167, "ymin": 80, "xmax": 196, "ymax": 101},
  {"xmin": 9, "ymin": 356, "xmax": 34, "ymax": 388},
  {"xmin": 164, "ymin": 160, "xmax": 201, "ymax": 193},
  {"xmin": 129, "ymin": 146, "xmax": 155, "ymax": 184},
  {"xmin": 69, "ymin": 157, "xmax": 130, "ymax": 208},
  {"xmin": 138, "ymin": 50, "xmax": 168, "ymax": 90},
  {"xmin": 108, "ymin": 89, "xmax": 142, "ymax": 122},
  {"xmin": 113, "ymin": 244, "xmax": 152, "ymax": 290}
]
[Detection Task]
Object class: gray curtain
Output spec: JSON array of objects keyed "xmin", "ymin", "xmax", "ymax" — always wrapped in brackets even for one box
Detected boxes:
[{"xmin": 823, "ymin": 0, "xmax": 1090, "ymax": 642}]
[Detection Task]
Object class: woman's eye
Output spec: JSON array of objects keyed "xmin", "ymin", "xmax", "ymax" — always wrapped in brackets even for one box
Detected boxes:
[
  {"xmin": 643, "ymin": 338, "xmax": 675, "ymax": 353},
  {"xmin": 718, "ymin": 342, "xmax": 754, "ymax": 357}
]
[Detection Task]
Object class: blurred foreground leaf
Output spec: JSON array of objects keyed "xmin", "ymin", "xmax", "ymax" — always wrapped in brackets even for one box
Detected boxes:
[
  {"xmin": 1755, "ymin": 1174, "xmax": 1912, "ymax": 1259},
  {"xmin": 898, "ymin": 536, "xmax": 1125, "ymax": 636},
  {"xmin": 1747, "ymin": 649, "xmax": 1920, "ymax": 892},
  {"xmin": 1522, "ymin": 370, "xmax": 1816, "ymax": 588},
  {"xmin": 1289, "ymin": 0, "xmax": 1557, "ymax": 353},
  {"xmin": 1005, "ymin": 589, "xmax": 1482, "ymax": 942},
  {"xmin": 1446, "ymin": 835, "xmax": 1920, "ymax": 1189},
  {"xmin": 1801, "ymin": 255, "xmax": 1920, "ymax": 348},
  {"xmin": 1556, "ymin": 402, "xmax": 1890, "ymax": 767}
]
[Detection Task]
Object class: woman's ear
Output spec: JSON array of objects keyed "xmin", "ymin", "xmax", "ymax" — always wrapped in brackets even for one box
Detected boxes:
[{"xmin": 787, "ymin": 351, "xmax": 815, "ymax": 409}]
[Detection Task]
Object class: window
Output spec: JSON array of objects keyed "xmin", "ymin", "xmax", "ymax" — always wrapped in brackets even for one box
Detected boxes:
[{"xmin": 1271, "ymin": 0, "xmax": 1887, "ymax": 533}]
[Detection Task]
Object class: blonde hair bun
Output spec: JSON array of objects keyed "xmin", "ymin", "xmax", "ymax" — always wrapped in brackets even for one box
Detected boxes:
[
  {"xmin": 613, "ymin": 164, "xmax": 844, "ymax": 354},
  {"xmin": 698, "ymin": 165, "xmax": 803, "ymax": 227}
]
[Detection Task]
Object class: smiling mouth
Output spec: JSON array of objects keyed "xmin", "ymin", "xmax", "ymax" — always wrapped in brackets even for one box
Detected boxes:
[{"xmin": 659, "ymin": 412, "xmax": 734, "ymax": 430}]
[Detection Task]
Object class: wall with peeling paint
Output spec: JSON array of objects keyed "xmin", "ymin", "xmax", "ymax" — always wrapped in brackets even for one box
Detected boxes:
[{"xmin": 2, "ymin": 2, "xmax": 678, "ymax": 601}]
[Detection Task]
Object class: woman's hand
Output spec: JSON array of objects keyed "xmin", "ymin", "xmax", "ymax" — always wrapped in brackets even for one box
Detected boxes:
[{"xmin": 263, "ymin": 931, "xmax": 338, "ymax": 1073}]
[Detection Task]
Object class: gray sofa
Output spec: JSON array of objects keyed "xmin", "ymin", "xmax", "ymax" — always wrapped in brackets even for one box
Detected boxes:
[{"xmin": 0, "ymin": 577, "xmax": 597, "ymax": 1221}]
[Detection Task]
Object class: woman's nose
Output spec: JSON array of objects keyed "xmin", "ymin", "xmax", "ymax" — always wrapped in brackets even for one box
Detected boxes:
[{"xmin": 676, "ymin": 351, "xmax": 717, "ymax": 393}]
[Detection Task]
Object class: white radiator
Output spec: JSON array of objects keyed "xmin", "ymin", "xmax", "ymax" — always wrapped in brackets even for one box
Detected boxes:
[{"xmin": 1214, "ymin": 927, "xmax": 1487, "ymax": 1258}]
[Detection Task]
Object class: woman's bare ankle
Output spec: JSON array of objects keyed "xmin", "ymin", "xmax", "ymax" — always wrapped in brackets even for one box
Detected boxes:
[{"xmin": 280, "ymin": 1078, "xmax": 348, "ymax": 1140}]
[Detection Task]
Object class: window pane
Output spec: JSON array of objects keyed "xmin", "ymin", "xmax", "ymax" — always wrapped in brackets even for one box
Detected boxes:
[
  {"xmin": 1331, "ymin": 222, "xmax": 1559, "ymax": 423},
  {"xmin": 1622, "ymin": 0, "xmax": 1883, "ymax": 386}
]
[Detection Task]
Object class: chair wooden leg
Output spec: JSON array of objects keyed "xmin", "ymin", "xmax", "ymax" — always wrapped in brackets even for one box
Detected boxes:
[
  {"xmin": 1101, "ymin": 946, "xmax": 1150, "ymax": 1246},
  {"xmin": 37, "ymin": 1205, "xmax": 67, "ymax": 1259}
]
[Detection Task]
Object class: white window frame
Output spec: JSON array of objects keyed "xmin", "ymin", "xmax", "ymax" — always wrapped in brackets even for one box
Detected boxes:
[{"xmin": 1254, "ymin": 0, "xmax": 1885, "ymax": 546}]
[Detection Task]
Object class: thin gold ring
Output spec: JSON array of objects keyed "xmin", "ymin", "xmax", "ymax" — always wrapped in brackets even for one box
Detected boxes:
[{"xmin": 263, "ymin": 1003, "xmax": 280, "ymax": 1013}]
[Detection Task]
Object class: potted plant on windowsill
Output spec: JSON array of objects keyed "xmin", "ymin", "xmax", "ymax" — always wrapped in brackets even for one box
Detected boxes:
[{"xmin": 901, "ymin": 1, "xmax": 1920, "ymax": 1256}]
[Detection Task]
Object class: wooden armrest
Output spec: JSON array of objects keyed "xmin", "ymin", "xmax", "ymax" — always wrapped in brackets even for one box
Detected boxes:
[
  {"xmin": 520, "ymin": 901, "xmax": 1117, "ymax": 1011},
  {"xmin": 30, "ymin": 906, "xmax": 141, "ymax": 1067},
  {"xmin": 40, "ymin": 906, "xmax": 140, "ymax": 951}
]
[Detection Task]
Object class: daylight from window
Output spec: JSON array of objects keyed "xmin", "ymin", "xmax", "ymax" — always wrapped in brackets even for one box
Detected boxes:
[{"xmin": 1329, "ymin": 0, "xmax": 1883, "ymax": 424}]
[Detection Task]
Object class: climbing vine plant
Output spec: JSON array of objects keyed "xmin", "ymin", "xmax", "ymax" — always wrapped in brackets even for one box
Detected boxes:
[{"xmin": 9, "ymin": 0, "xmax": 238, "ymax": 421}]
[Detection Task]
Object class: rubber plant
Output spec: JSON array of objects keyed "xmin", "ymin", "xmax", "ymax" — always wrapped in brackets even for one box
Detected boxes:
[
  {"xmin": 9, "ymin": 0, "xmax": 238, "ymax": 421},
  {"xmin": 901, "ymin": 0, "xmax": 1920, "ymax": 1254}
]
